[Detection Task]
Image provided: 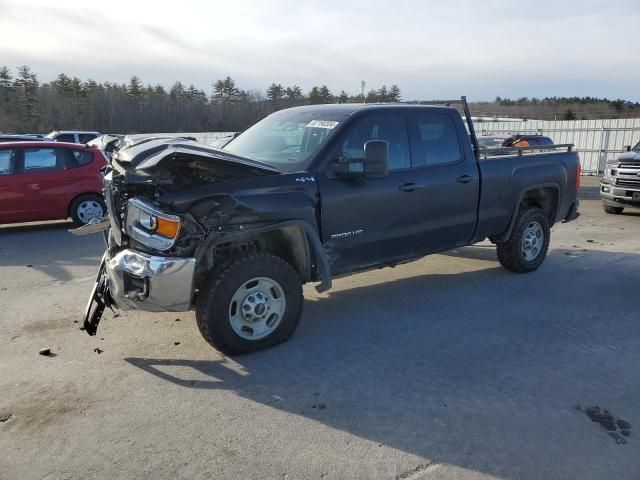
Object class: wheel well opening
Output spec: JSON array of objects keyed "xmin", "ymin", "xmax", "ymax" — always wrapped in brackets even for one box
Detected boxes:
[
  {"xmin": 214, "ymin": 227, "xmax": 316, "ymax": 283},
  {"xmin": 520, "ymin": 188, "xmax": 558, "ymax": 223}
]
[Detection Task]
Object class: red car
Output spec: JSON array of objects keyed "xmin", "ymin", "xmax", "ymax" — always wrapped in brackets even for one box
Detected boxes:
[{"xmin": 0, "ymin": 141, "xmax": 106, "ymax": 225}]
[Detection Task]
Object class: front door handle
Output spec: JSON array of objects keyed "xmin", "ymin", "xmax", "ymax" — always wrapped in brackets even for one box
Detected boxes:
[
  {"xmin": 398, "ymin": 183, "xmax": 422, "ymax": 192},
  {"xmin": 456, "ymin": 175, "xmax": 473, "ymax": 184}
]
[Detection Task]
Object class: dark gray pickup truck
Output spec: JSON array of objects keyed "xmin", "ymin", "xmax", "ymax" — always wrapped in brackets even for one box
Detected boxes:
[{"xmin": 81, "ymin": 97, "xmax": 581, "ymax": 354}]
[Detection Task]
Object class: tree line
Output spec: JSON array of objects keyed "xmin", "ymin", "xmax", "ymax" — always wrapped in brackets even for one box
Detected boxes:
[
  {"xmin": 474, "ymin": 96, "xmax": 640, "ymax": 121},
  {"xmin": 2, "ymin": 65, "xmax": 638, "ymax": 133},
  {"xmin": 0, "ymin": 66, "xmax": 401, "ymax": 134}
]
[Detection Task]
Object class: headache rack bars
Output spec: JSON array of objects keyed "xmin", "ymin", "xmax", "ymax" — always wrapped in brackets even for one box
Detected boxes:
[
  {"xmin": 402, "ymin": 97, "xmax": 575, "ymax": 160},
  {"xmin": 479, "ymin": 144, "xmax": 575, "ymax": 158}
]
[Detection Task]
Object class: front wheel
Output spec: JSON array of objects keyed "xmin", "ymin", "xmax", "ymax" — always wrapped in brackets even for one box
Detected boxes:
[
  {"xmin": 196, "ymin": 253, "xmax": 303, "ymax": 355},
  {"xmin": 496, "ymin": 207, "xmax": 550, "ymax": 273},
  {"xmin": 603, "ymin": 204, "xmax": 624, "ymax": 215}
]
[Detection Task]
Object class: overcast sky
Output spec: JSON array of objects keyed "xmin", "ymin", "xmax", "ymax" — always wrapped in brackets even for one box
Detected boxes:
[{"xmin": 1, "ymin": 0, "xmax": 639, "ymax": 101}]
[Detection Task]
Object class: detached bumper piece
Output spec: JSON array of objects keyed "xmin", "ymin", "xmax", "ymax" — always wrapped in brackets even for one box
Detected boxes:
[
  {"xmin": 83, "ymin": 253, "xmax": 111, "ymax": 336},
  {"xmin": 106, "ymin": 250, "xmax": 196, "ymax": 312}
]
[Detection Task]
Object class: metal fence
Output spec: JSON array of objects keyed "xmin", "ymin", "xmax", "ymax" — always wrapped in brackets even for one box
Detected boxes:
[{"xmin": 474, "ymin": 118, "xmax": 640, "ymax": 175}]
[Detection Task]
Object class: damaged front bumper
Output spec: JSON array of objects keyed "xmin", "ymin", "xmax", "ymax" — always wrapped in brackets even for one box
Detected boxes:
[{"xmin": 83, "ymin": 248, "xmax": 196, "ymax": 335}]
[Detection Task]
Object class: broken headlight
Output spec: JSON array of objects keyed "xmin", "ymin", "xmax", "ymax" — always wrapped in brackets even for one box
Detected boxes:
[{"xmin": 126, "ymin": 197, "xmax": 181, "ymax": 251}]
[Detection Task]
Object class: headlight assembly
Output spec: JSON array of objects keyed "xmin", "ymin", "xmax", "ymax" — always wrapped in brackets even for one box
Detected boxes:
[{"xmin": 125, "ymin": 197, "xmax": 181, "ymax": 251}]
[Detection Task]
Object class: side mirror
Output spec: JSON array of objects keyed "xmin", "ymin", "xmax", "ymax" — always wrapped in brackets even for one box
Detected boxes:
[
  {"xmin": 363, "ymin": 140, "xmax": 388, "ymax": 179},
  {"xmin": 624, "ymin": 145, "xmax": 631, "ymax": 152}
]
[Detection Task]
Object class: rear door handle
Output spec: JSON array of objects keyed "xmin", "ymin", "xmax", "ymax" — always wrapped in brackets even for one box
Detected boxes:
[
  {"xmin": 398, "ymin": 183, "xmax": 423, "ymax": 192},
  {"xmin": 456, "ymin": 175, "xmax": 473, "ymax": 184}
]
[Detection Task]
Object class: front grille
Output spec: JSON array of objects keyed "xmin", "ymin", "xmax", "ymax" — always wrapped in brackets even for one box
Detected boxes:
[{"xmin": 615, "ymin": 178, "xmax": 640, "ymax": 188}]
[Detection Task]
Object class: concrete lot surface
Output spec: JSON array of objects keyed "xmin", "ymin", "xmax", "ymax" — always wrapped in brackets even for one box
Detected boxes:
[{"xmin": 1, "ymin": 177, "xmax": 639, "ymax": 479}]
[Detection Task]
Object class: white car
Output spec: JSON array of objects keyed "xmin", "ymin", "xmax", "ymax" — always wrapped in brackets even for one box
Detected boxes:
[{"xmin": 46, "ymin": 131, "xmax": 101, "ymax": 143}]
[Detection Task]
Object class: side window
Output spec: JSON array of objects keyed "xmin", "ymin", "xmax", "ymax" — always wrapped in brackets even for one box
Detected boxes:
[
  {"xmin": 72, "ymin": 149, "xmax": 94, "ymax": 166},
  {"xmin": 54, "ymin": 134, "xmax": 76, "ymax": 143},
  {"xmin": 23, "ymin": 148, "xmax": 62, "ymax": 171},
  {"xmin": 0, "ymin": 149, "xmax": 14, "ymax": 175},
  {"xmin": 412, "ymin": 114, "xmax": 462, "ymax": 167},
  {"xmin": 78, "ymin": 133, "xmax": 97, "ymax": 143},
  {"xmin": 340, "ymin": 114, "xmax": 410, "ymax": 170}
]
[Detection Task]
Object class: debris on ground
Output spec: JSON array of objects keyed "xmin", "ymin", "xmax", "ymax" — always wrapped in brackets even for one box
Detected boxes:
[
  {"xmin": 39, "ymin": 348, "xmax": 51, "ymax": 356},
  {"xmin": 175, "ymin": 318, "xmax": 181, "ymax": 322},
  {"xmin": 312, "ymin": 403, "xmax": 326, "ymax": 410},
  {"xmin": 174, "ymin": 341, "xmax": 181, "ymax": 345},
  {"xmin": 94, "ymin": 347, "xmax": 103, "ymax": 354},
  {"xmin": 26, "ymin": 264, "xmax": 33, "ymax": 268},
  {"xmin": 576, "ymin": 405, "xmax": 631, "ymax": 444},
  {"xmin": 0, "ymin": 413, "xmax": 11, "ymax": 422}
]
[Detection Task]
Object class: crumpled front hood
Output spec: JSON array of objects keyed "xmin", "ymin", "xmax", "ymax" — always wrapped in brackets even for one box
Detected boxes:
[{"xmin": 112, "ymin": 136, "xmax": 279, "ymax": 175}]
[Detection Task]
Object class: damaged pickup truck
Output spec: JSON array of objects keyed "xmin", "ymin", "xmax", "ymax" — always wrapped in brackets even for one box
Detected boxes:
[{"xmin": 80, "ymin": 97, "xmax": 581, "ymax": 354}]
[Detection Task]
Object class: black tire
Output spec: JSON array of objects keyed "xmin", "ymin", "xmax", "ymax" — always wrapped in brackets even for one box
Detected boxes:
[
  {"xmin": 603, "ymin": 204, "xmax": 624, "ymax": 215},
  {"xmin": 70, "ymin": 194, "xmax": 107, "ymax": 226},
  {"xmin": 195, "ymin": 252, "xmax": 303, "ymax": 355},
  {"xmin": 496, "ymin": 207, "xmax": 550, "ymax": 273}
]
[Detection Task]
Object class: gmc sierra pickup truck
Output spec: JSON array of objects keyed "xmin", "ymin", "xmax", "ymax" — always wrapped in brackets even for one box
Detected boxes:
[
  {"xmin": 80, "ymin": 98, "xmax": 581, "ymax": 354},
  {"xmin": 600, "ymin": 141, "xmax": 640, "ymax": 214}
]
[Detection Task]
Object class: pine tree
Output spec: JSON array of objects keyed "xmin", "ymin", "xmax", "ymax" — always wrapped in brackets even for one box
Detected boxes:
[
  {"xmin": 266, "ymin": 83, "xmax": 284, "ymax": 101},
  {"xmin": 388, "ymin": 84, "xmax": 401, "ymax": 102},
  {"xmin": 0, "ymin": 66, "xmax": 13, "ymax": 103},
  {"xmin": 14, "ymin": 65, "xmax": 39, "ymax": 130},
  {"xmin": 285, "ymin": 85, "xmax": 303, "ymax": 101}
]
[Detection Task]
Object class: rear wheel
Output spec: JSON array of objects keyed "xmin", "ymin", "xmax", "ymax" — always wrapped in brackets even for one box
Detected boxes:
[
  {"xmin": 496, "ymin": 207, "xmax": 550, "ymax": 273},
  {"xmin": 70, "ymin": 194, "xmax": 106, "ymax": 226},
  {"xmin": 196, "ymin": 253, "xmax": 303, "ymax": 355},
  {"xmin": 603, "ymin": 204, "xmax": 624, "ymax": 215}
]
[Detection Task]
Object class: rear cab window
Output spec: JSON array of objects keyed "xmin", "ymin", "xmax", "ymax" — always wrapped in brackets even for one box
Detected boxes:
[{"xmin": 410, "ymin": 113, "xmax": 462, "ymax": 167}]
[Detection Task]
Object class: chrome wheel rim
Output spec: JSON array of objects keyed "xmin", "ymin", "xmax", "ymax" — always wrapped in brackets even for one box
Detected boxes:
[
  {"xmin": 228, "ymin": 276, "xmax": 286, "ymax": 340},
  {"xmin": 521, "ymin": 221, "xmax": 543, "ymax": 261},
  {"xmin": 77, "ymin": 200, "xmax": 104, "ymax": 224}
]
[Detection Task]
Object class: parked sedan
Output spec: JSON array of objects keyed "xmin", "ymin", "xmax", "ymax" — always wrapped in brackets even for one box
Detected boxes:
[{"xmin": 0, "ymin": 141, "xmax": 106, "ymax": 225}]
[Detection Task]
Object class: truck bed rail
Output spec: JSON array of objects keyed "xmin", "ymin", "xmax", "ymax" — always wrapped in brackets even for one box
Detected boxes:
[{"xmin": 479, "ymin": 144, "xmax": 575, "ymax": 158}]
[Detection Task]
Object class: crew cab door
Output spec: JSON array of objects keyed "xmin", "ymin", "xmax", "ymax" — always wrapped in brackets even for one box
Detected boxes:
[
  {"xmin": 0, "ymin": 147, "xmax": 20, "ymax": 223},
  {"xmin": 406, "ymin": 111, "xmax": 479, "ymax": 251},
  {"xmin": 318, "ymin": 112, "xmax": 429, "ymax": 274}
]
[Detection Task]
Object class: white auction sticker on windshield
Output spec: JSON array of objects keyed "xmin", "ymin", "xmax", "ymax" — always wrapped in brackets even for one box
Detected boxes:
[{"xmin": 306, "ymin": 120, "xmax": 339, "ymax": 129}]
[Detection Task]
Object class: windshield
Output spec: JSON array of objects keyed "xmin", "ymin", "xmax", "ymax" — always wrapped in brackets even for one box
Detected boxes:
[
  {"xmin": 632, "ymin": 141, "xmax": 640, "ymax": 153},
  {"xmin": 223, "ymin": 110, "xmax": 345, "ymax": 172}
]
